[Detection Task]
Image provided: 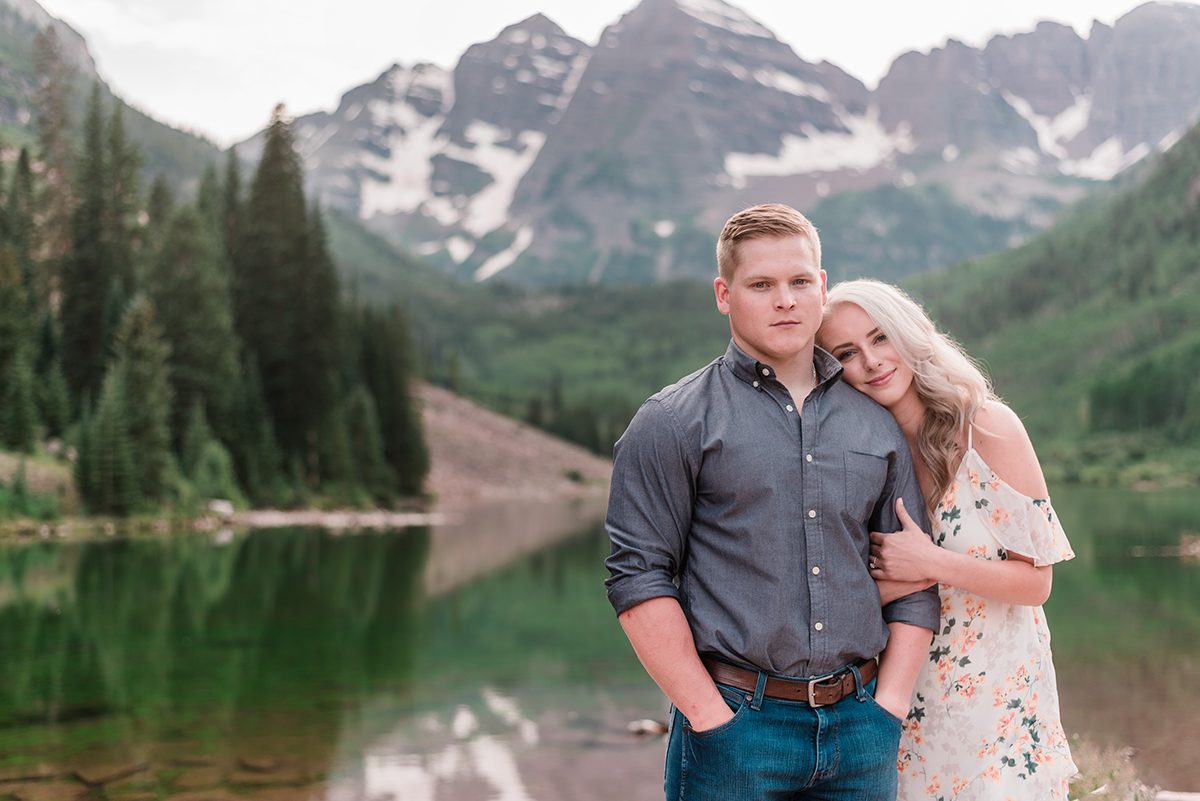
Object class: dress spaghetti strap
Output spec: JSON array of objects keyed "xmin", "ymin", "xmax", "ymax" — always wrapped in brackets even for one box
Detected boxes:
[{"xmin": 967, "ymin": 422, "xmax": 974, "ymax": 451}]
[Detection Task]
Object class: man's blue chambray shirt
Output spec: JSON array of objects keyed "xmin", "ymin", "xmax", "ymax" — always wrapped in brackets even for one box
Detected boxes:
[{"xmin": 605, "ymin": 340, "xmax": 940, "ymax": 678}]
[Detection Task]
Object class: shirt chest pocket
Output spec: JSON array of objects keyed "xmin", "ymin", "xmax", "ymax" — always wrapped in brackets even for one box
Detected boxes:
[{"xmin": 844, "ymin": 448, "xmax": 889, "ymax": 523}]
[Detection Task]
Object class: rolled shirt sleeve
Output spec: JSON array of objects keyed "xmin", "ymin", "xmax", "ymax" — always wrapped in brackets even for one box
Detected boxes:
[
  {"xmin": 605, "ymin": 398, "xmax": 696, "ymax": 615},
  {"xmin": 875, "ymin": 439, "xmax": 941, "ymax": 632}
]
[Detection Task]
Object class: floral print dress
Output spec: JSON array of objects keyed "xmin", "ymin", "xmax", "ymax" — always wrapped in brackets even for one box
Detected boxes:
[{"xmin": 896, "ymin": 434, "xmax": 1078, "ymax": 800}]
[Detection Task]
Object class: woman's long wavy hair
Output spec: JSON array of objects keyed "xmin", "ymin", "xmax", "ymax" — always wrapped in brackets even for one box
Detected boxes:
[{"xmin": 821, "ymin": 279, "xmax": 997, "ymax": 515}]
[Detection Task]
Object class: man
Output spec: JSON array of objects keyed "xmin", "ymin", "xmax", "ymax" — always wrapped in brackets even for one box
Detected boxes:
[{"xmin": 604, "ymin": 204, "xmax": 939, "ymax": 800}]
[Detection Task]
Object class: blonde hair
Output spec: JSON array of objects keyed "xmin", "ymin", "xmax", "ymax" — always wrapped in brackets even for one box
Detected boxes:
[
  {"xmin": 821, "ymin": 279, "xmax": 996, "ymax": 515},
  {"xmin": 717, "ymin": 203, "xmax": 821, "ymax": 283}
]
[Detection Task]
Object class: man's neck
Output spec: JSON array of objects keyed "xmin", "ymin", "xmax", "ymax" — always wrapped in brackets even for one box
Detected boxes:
[{"xmin": 771, "ymin": 349, "xmax": 819, "ymax": 404}]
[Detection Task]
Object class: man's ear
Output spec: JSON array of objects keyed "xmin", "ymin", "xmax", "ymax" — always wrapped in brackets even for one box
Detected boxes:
[
  {"xmin": 714, "ymin": 275, "xmax": 731, "ymax": 315},
  {"xmin": 819, "ymin": 269, "xmax": 828, "ymax": 306}
]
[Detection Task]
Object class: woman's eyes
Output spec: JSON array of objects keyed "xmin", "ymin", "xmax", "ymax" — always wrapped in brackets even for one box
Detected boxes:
[
  {"xmin": 874, "ymin": 333, "xmax": 888, "ymax": 343},
  {"xmin": 835, "ymin": 349, "xmax": 856, "ymax": 362}
]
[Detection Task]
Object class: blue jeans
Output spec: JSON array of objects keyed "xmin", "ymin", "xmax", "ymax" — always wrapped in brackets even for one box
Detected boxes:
[{"xmin": 664, "ymin": 673, "xmax": 901, "ymax": 800}]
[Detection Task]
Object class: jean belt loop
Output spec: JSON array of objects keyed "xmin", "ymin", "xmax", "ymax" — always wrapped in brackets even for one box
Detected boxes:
[
  {"xmin": 849, "ymin": 663, "xmax": 867, "ymax": 702},
  {"xmin": 750, "ymin": 670, "xmax": 768, "ymax": 711}
]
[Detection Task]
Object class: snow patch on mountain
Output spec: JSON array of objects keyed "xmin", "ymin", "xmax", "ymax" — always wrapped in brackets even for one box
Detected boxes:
[
  {"xmin": 446, "ymin": 236, "xmax": 475, "ymax": 263},
  {"xmin": 678, "ymin": 0, "xmax": 774, "ymax": 39},
  {"xmin": 752, "ymin": 67, "xmax": 831, "ymax": 102},
  {"xmin": 359, "ymin": 109, "xmax": 445, "ymax": 217},
  {"xmin": 724, "ymin": 108, "xmax": 911, "ymax": 187},
  {"xmin": 452, "ymin": 124, "xmax": 546, "ymax": 237},
  {"xmin": 475, "ymin": 226, "xmax": 534, "ymax": 281},
  {"xmin": 1060, "ymin": 138, "xmax": 1150, "ymax": 180},
  {"xmin": 1003, "ymin": 91, "xmax": 1091, "ymax": 159}
]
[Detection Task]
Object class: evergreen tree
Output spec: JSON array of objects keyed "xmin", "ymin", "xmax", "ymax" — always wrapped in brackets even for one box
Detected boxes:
[
  {"xmin": 8, "ymin": 149, "xmax": 39, "ymax": 311},
  {"xmin": 0, "ymin": 248, "xmax": 30, "ymax": 373},
  {"xmin": 234, "ymin": 106, "xmax": 338, "ymax": 469},
  {"xmin": 359, "ymin": 306, "xmax": 429, "ymax": 496},
  {"xmin": 78, "ymin": 371, "xmax": 139, "ymax": 515},
  {"xmin": 32, "ymin": 314, "xmax": 70, "ymax": 437},
  {"xmin": 32, "ymin": 29, "xmax": 75, "ymax": 282},
  {"xmin": 229, "ymin": 356, "xmax": 283, "ymax": 505},
  {"xmin": 36, "ymin": 359, "xmax": 71, "ymax": 439},
  {"xmin": 191, "ymin": 439, "xmax": 244, "ymax": 505},
  {"xmin": 180, "ymin": 401, "xmax": 244, "ymax": 504},
  {"xmin": 195, "ymin": 165, "xmax": 219, "ymax": 231},
  {"xmin": 2, "ymin": 350, "xmax": 39, "ymax": 452},
  {"xmin": 110, "ymin": 295, "xmax": 174, "ymax": 501},
  {"xmin": 317, "ymin": 404, "xmax": 354, "ymax": 487},
  {"xmin": 180, "ymin": 401, "xmax": 214, "ymax": 479},
  {"xmin": 343, "ymin": 383, "xmax": 394, "ymax": 498},
  {"xmin": 61, "ymin": 82, "xmax": 114, "ymax": 400},
  {"xmin": 146, "ymin": 173, "xmax": 174, "ymax": 231},
  {"xmin": 147, "ymin": 204, "xmax": 240, "ymax": 441},
  {"xmin": 105, "ymin": 103, "xmax": 141, "ymax": 291},
  {"xmin": 221, "ymin": 148, "xmax": 242, "ymax": 270}
]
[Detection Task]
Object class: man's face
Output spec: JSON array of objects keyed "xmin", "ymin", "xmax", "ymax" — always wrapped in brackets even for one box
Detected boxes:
[{"xmin": 713, "ymin": 235, "xmax": 827, "ymax": 365}]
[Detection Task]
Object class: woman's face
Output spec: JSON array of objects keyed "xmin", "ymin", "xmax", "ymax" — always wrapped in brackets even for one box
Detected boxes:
[{"xmin": 818, "ymin": 302, "xmax": 915, "ymax": 410}]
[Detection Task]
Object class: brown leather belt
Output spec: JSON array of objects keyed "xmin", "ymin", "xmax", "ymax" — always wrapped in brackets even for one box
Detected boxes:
[{"xmin": 702, "ymin": 656, "xmax": 878, "ymax": 707}]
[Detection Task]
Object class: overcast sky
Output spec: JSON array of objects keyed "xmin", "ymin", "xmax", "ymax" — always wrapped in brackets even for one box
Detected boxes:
[{"xmin": 35, "ymin": 0, "xmax": 1170, "ymax": 146}]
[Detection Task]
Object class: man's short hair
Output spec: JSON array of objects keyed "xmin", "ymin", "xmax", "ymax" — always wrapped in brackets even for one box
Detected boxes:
[{"xmin": 716, "ymin": 203, "xmax": 822, "ymax": 283}]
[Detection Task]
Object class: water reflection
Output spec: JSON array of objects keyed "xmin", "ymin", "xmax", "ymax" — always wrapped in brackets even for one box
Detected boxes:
[
  {"xmin": 341, "ymin": 689, "xmax": 540, "ymax": 801},
  {"xmin": 0, "ymin": 486, "xmax": 1195, "ymax": 797}
]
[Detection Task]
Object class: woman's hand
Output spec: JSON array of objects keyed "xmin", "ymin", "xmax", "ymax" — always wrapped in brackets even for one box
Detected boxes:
[{"xmin": 869, "ymin": 498, "xmax": 942, "ymax": 583}]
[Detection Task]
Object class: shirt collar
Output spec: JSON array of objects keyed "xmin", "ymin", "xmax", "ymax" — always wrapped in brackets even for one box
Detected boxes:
[{"xmin": 722, "ymin": 339, "xmax": 844, "ymax": 388}]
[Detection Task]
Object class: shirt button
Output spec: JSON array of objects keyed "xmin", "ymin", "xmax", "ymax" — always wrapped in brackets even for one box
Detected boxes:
[
  {"xmin": 786, "ymin": 405, "xmax": 794, "ymax": 412},
  {"xmin": 761, "ymin": 368, "xmax": 770, "ymax": 376},
  {"xmin": 752, "ymin": 381, "xmax": 759, "ymax": 388},
  {"xmin": 805, "ymin": 453, "xmax": 813, "ymax": 462},
  {"xmin": 808, "ymin": 509, "xmax": 816, "ymax": 518},
  {"xmin": 814, "ymin": 622, "xmax": 824, "ymax": 631},
  {"xmin": 812, "ymin": 566, "xmax": 820, "ymax": 575}
]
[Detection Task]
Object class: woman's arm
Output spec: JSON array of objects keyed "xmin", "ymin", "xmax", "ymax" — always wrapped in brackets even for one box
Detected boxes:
[{"xmin": 870, "ymin": 401, "xmax": 1058, "ymax": 606}]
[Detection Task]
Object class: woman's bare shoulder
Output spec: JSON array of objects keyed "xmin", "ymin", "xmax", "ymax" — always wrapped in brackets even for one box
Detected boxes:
[{"xmin": 971, "ymin": 401, "xmax": 1049, "ymax": 500}]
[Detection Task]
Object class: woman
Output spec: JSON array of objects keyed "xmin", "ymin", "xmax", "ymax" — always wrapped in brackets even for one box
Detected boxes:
[{"xmin": 816, "ymin": 279, "xmax": 1077, "ymax": 800}]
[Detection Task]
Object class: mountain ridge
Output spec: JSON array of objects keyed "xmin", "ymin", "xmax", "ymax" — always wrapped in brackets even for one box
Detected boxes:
[{"xmin": 255, "ymin": 0, "xmax": 1200, "ymax": 287}]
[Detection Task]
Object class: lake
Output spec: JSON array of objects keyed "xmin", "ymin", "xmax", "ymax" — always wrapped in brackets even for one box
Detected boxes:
[{"xmin": 0, "ymin": 485, "xmax": 1197, "ymax": 800}]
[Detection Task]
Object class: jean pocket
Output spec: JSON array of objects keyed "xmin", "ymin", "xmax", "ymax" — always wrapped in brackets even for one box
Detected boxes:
[
  {"xmin": 686, "ymin": 685, "xmax": 750, "ymax": 740},
  {"xmin": 864, "ymin": 690, "xmax": 906, "ymax": 728}
]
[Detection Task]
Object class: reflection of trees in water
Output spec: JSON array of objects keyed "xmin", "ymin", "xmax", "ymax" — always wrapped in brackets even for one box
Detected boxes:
[
  {"xmin": 0, "ymin": 527, "xmax": 431, "ymax": 759},
  {"xmin": 1046, "ymin": 486, "xmax": 1200, "ymax": 660}
]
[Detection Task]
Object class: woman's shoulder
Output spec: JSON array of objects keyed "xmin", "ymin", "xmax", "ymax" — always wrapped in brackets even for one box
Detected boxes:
[{"xmin": 970, "ymin": 401, "xmax": 1049, "ymax": 500}]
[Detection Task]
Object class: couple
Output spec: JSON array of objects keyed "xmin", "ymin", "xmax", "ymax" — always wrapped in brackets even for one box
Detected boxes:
[{"xmin": 604, "ymin": 204, "xmax": 1077, "ymax": 800}]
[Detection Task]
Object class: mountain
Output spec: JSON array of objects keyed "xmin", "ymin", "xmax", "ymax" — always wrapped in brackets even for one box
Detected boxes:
[
  {"xmin": 0, "ymin": 0, "xmax": 220, "ymax": 188},
  {"xmin": 268, "ymin": 0, "xmax": 1200, "ymax": 287},
  {"xmin": 907, "ymin": 117, "xmax": 1200, "ymax": 483}
]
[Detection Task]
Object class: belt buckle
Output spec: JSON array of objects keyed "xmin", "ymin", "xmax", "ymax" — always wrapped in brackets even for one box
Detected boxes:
[{"xmin": 806, "ymin": 672, "xmax": 839, "ymax": 707}]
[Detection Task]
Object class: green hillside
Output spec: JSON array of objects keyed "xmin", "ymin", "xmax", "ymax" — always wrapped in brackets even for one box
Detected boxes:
[
  {"xmin": 909, "ymin": 125, "xmax": 1200, "ymax": 485},
  {"xmin": 324, "ymin": 208, "xmax": 729, "ymax": 451}
]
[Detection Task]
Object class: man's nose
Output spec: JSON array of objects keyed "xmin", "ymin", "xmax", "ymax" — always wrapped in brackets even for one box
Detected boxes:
[{"xmin": 774, "ymin": 287, "xmax": 796, "ymax": 309}]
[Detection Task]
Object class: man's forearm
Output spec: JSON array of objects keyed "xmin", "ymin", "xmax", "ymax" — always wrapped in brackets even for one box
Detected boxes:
[
  {"xmin": 618, "ymin": 596, "xmax": 732, "ymax": 731},
  {"xmin": 873, "ymin": 621, "xmax": 932, "ymax": 719}
]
